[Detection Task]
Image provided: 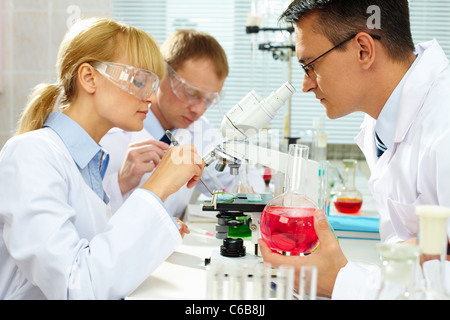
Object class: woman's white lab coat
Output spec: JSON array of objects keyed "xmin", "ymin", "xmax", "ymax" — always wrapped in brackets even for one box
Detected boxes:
[
  {"xmin": 332, "ymin": 40, "xmax": 450, "ymax": 299},
  {"xmin": 0, "ymin": 128, "xmax": 182, "ymax": 299}
]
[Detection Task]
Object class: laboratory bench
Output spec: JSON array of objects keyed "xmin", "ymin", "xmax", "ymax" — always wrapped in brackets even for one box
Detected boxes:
[
  {"xmin": 128, "ymin": 160, "xmax": 381, "ymax": 299},
  {"xmin": 127, "ymin": 221, "xmax": 380, "ymax": 299}
]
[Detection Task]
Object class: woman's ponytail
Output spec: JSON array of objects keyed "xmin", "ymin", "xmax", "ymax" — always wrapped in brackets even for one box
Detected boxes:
[
  {"xmin": 15, "ymin": 83, "xmax": 62, "ymax": 135},
  {"xmin": 15, "ymin": 17, "xmax": 165, "ymax": 135}
]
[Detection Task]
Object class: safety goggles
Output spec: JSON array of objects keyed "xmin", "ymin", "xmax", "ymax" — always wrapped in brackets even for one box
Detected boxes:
[
  {"xmin": 91, "ymin": 61, "xmax": 159, "ymax": 101},
  {"xmin": 166, "ymin": 64, "xmax": 221, "ymax": 109}
]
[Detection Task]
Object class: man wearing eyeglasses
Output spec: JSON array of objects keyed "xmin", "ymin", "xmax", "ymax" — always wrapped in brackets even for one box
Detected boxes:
[
  {"xmin": 259, "ymin": 0, "xmax": 450, "ymax": 299},
  {"xmin": 101, "ymin": 29, "xmax": 264, "ymax": 217}
]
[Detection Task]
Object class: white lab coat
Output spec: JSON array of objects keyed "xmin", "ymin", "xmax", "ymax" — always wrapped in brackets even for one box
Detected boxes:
[
  {"xmin": 332, "ymin": 40, "xmax": 450, "ymax": 299},
  {"xmin": 0, "ymin": 128, "xmax": 181, "ymax": 299},
  {"xmin": 101, "ymin": 116, "xmax": 265, "ymax": 216}
]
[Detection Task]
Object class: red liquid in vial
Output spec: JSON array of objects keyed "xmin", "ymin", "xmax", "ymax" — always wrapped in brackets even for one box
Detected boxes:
[
  {"xmin": 260, "ymin": 206, "xmax": 319, "ymax": 254},
  {"xmin": 263, "ymin": 167, "xmax": 272, "ymax": 186},
  {"xmin": 334, "ymin": 198, "xmax": 363, "ymax": 214}
]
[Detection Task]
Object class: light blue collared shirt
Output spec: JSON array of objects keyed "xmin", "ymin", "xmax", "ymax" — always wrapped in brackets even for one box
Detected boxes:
[
  {"xmin": 143, "ymin": 109, "xmax": 174, "ymax": 141},
  {"xmin": 375, "ymin": 52, "xmax": 421, "ymax": 150},
  {"xmin": 45, "ymin": 112, "xmax": 180, "ymax": 229},
  {"xmin": 44, "ymin": 112, "xmax": 110, "ymax": 203}
]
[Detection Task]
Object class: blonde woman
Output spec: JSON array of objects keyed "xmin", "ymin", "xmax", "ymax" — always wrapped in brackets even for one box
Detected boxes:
[{"xmin": 0, "ymin": 18, "xmax": 204, "ymax": 299}]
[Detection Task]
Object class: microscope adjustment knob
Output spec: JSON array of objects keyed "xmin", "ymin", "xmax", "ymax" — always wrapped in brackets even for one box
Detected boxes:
[{"xmin": 220, "ymin": 237, "xmax": 246, "ymax": 257}]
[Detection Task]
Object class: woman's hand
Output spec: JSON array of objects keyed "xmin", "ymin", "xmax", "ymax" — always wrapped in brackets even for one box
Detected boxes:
[
  {"xmin": 141, "ymin": 145, "xmax": 205, "ymax": 202},
  {"xmin": 174, "ymin": 217, "xmax": 190, "ymax": 238},
  {"xmin": 118, "ymin": 139, "xmax": 169, "ymax": 195}
]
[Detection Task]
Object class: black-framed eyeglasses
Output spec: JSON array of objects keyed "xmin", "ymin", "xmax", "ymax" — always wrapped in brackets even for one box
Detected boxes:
[{"xmin": 301, "ymin": 33, "xmax": 381, "ymax": 77}]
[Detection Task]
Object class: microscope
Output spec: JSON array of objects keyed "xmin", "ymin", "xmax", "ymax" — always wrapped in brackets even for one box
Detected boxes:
[{"xmin": 202, "ymin": 82, "xmax": 319, "ymax": 260}]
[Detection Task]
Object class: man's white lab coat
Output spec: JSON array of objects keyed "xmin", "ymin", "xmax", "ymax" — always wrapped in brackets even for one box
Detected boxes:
[{"xmin": 333, "ymin": 40, "xmax": 450, "ymax": 299}]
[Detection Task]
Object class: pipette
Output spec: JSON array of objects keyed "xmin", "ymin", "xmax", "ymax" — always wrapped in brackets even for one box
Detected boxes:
[{"xmin": 165, "ymin": 130, "xmax": 214, "ymax": 195}]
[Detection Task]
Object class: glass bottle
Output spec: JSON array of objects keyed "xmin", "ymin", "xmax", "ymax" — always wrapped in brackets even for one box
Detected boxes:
[
  {"xmin": 230, "ymin": 162, "xmax": 254, "ymax": 194},
  {"xmin": 376, "ymin": 243, "xmax": 421, "ymax": 300},
  {"xmin": 334, "ymin": 159, "xmax": 363, "ymax": 214},
  {"xmin": 415, "ymin": 205, "xmax": 450, "ymax": 299},
  {"xmin": 260, "ymin": 144, "xmax": 319, "ymax": 255},
  {"xmin": 228, "ymin": 163, "xmax": 253, "ymax": 239}
]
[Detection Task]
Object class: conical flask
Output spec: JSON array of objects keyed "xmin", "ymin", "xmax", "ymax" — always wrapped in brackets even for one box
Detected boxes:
[
  {"xmin": 230, "ymin": 162, "xmax": 254, "ymax": 194},
  {"xmin": 260, "ymin": 144, "xmax": 319, "ymax": 255},
  {"xmin": 334, "ymin": 159, "xmax": 363, "ymax": 214}
]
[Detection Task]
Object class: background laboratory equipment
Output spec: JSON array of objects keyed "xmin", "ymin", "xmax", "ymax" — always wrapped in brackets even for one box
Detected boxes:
[
  {"xmin": 260, "ymin": 144, "xmax": 319, "ymax": 255},
  {"xmin": 227, "ymin": 163, "xmax": 254, "ymax": 239},
  {"xmin": 375, "ymin": 243, "xmax": 421, "ymax": 300},
  {"xmin": 334, "ymin": 159, "xmax": 363, "ymax": 214},
  {"xmin": 327, "ymin": 164, "xmax": 344, "ymax": 209},
  {"xmin": 311, "ymin": 116, "xmax": 328, "ymax": 162},
  {"xmin": 415, "ymin": 205, "xmax": 450, "ymax": 299},
  {"xmin": 318, "ymin": 160, "xmax": 330, "ymax": 215},
  {"xmin": 229, "ymin": 162, "xmax": 255, "ymax": 194}
]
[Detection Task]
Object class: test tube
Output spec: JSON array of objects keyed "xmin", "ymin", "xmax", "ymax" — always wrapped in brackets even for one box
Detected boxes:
[
  {"xmin": 206, "ymin": 261, "xmax": 226, "ymax": 300},
  {"xmin": 207, "ymin": 261, "xmax": 273, "ymax": 300},
  {"xmin": 275, "ymin": 264, "xmax": 294, "ymax": 300},
  {"xmin": 297, "ymin": 265, "xmax": 318, "ymax": 300},
  {"xmin": 227, "ymin": 263, "xmax": 240, "ymax": 299},
  {"xmin": 251, "ymin": 262, "xmax": 272, "ymax": 300}
]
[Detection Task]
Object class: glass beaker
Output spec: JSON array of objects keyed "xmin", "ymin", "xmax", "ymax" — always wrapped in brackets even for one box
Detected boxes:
[
  {"xmin": 334, "ymin": 159, "xmax": 363, "ymax": 214},
  {"xmin": 260, "ymin": 144, "xmax": 319, "ymax": 255},
  {"xmin": 376, "ymin": 243, "xmax": 421, "ymax": 300}
]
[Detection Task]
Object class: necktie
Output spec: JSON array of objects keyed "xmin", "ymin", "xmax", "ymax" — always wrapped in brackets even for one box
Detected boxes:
[
  {"xmin": 375, "ymin": 132, "xmax": 387, "ymax": 157},
  {"xmin": 160, "ymin": 133, "xmax": 171, "ymax": 144},
  {"xmin": 99, "ymin": 150, "xmax": 110, "ymax": 179}
]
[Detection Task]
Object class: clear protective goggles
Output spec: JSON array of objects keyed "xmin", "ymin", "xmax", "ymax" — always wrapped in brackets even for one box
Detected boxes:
[
  {"xmin": 91, "ymin": 61, "xmax": 159, "ymax": 101},
  {"xmin": 166, "ymin": 64, "xmax": 221, "ymax": 109}
]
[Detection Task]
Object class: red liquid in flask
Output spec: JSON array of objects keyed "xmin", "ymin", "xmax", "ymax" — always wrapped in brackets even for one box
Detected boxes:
[
  {"xmin": 260, "ymin": 206, "xmax": 319, "ymax": 254},
  {"xmin": 334, "ymin": 198, "xmax": 362, "ymax": 214}
]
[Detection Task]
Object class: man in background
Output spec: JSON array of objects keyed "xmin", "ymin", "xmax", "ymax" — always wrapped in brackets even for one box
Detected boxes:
[{"xmin": 101, "ymin": 29, "xmax": 264, "ymax": 218}]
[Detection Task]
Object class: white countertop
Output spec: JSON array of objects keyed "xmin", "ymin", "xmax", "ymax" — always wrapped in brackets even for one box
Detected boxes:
[
  {"xmin": 129, "ymin": 160, "xmax": 380, "ymax": 299},
  {"xmin": 128, "ymin": 221, "xmax": 380, "ymax": 300}
]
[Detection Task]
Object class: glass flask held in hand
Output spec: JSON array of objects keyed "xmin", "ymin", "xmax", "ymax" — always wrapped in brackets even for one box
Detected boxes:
[{"xmin": 260, "ymin": 144, "xmax": 319, "ymax": 255}]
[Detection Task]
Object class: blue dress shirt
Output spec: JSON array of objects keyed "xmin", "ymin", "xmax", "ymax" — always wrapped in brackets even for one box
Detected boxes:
[
  {"xmin": 44, "ymin": 112, "xmax": 110, "ymax": 203},
  {"xmin": 144, "ymin": 109, "xmax": 171, "ymax": 141},
  {"xmin": 45, "ymin": 112, "xmax": 180, "ymax": 229}
]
